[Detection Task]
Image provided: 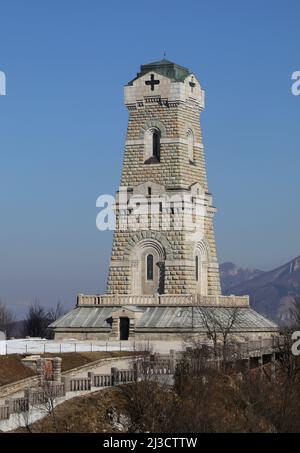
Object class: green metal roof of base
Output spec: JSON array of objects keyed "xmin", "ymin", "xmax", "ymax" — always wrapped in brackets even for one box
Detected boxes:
[{"xmin": 50, "ymin": 305, "xmax": 278, "ymax": 331}]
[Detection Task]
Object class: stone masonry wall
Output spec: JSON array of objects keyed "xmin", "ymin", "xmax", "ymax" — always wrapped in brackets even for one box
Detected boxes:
[{"xmin": 107, "ymin": 72, "xmax": 221, "ymax": 296}]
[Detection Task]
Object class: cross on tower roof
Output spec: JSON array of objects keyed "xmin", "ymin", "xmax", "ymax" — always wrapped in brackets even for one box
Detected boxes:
[
  {"xmin": 145, "ymin": 73, "xmax": 160, "ymax": 91},
  {"xmin": 189, "ymin": 77, "xmax": 196, "ymax": 92}
]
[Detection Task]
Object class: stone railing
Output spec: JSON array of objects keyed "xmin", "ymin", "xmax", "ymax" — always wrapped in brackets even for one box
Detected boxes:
[
  {"xmin": 69, "ymin": 378, "xmax": 91, "ymax": 392},
  {"xmin": 6, "ymin": 397, "xmax": 29, "ymax": 414},
  {"xmin": 0, "ymin": 366, "xmax": 138, "ymax": 422},
  {"xmin": 26, "ymin": 383, "xmax": 65, "ymax": 405},
  {"xmin": 116, "ymin": 369, "xmax": 137, "ymax": 383},
  {"xmin": 0, "ymin": 342, "xmax": 282, "ymax": 425},
  {"xmin": 77, "ymin": 293, "xmax": 249, "ymax": 307},
  {"xmin": 0, "ymin": 405, "xmax": 9, "ymax": 420},
  {"xmin": 92, "ymin": 374, "xmax": 113, "ymax": 387}
]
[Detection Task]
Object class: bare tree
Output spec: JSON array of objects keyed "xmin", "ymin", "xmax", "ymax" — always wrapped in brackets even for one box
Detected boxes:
[
  {"xmin": 47, "ymin": 302, "xmax": 65, "ymax": 324},
  {"xmin": 118, "ymin": 353, "xmax": 174, "ymax": 432},
  {"xmin": 192, "ymin": 306, "xmax": 244, "ymax": 366},
  {"xmin": 18, "ymin": 378, "xmax": 63, "ymax": 433},
  {"xmin": 31, "ymin": 378, "xmax": 63, "ymax": 432},
  {"xmin": 18, "ymin": 396, "xmax": 33, "ymax": 433},
  {"xmin": 238, "ymin": 331, "xmax": 300, "ymax": 432},
  {"xmin": 0, "ymin": 299, "xmax": 15, "ymax": 338},
  {"xmin": 22, "ymin": 301, "xmax": 65, "ymax": 339},
  {"xmin": 46, "ymin": 302, "xmax": 65, "ymax": 339},
  {"xmin": 22, "ymin": 301, "xmax": 49, "ymax": 338}
]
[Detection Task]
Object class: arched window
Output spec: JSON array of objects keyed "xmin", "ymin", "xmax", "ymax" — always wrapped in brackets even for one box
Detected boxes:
[
  {"xmin": 187, "ymin": 129, "xmax": 194, "ymax": 163},
  {"xmin": 194, "ymin": 242, "xmax": 208, "ymax": 295},
  {"xmin": 145, "ymin": 128, "xmax": 161, "ymax": 164},
  {"xmin": 153, "ymin": 131, "xmax": 160, "ymax": 161},
  {"xmin": 195, "ymin": 255, "xmax": 199, "ymax": 281},
  {"xmin": 147, "ymin": 254, "xmax": 154, "ymax": 281}
]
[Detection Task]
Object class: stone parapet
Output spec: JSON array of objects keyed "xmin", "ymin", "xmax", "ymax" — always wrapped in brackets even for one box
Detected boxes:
[{"xmin": 77, "ymin": 293, "xmax": 249, "ymax": 308}]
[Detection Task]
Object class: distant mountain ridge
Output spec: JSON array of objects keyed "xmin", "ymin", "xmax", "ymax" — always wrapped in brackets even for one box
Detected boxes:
[
  {"xmin": 220, "ymin": 262, "xmax": 264, "ymax": 292},
  {"xmin": 220, "ymin": 256, "xmax": 300, "ymax": 325}
]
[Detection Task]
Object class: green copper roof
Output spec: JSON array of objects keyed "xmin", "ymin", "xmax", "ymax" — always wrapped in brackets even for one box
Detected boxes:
[
  {"xmin": 50, "ymin": 306, "xmax": 277, "ymax": 331},
  {"xmin": 128, "ymin": 59, "xmax": 191, "ymax": 85}
]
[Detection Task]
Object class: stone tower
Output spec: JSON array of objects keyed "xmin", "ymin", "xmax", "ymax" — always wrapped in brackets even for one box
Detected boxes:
[
  {"xmin": 107, "ymin": 59, "xmax": 221, "ymax": 297},
  {"xmin": 50, "ymin": 59, "xmax": 278, "ymax": 342}
]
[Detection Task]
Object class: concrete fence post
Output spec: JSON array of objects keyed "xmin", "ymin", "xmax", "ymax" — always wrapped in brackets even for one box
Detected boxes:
[
  {"xmin": 260, "ymin": 338, "xmax": 264, "ymax": 352},
  {"xmin": 169, "ymin": 349, "xmax": 175, "ymax": 374},
  {"xmin": 5, "ymin": 399, "xmax": 12, "ymax": 416},
  {"xmin": 52, "ymin": 357, "xmax": 62, "ymax": 382},
  {"xmin": 111, "ymin": 367, "xmax": 119, "ymax": 386},
  {"xmin": 24, "ymin": 387, "xmax": 32, "ymax": 406},
  {"xmin": 132, "ymin": 362, "xmax": 138, "ymax": 381},
  {"xmin": 271, "ymin": 352, "xmax": 276, "ymax": 381},
  {"xmin": 246, "ymin": 357, "xmax": 250, "ymax": 372},
  {"xmin": 62, "ymin": 376, "xmax": 71, "ymax": 393},
  {"xmin": 258, "ymin": 355, "xmax": 264, "ymax": 377},
  {"xmin": 88, "ymin": 372, "xmax": 95, "ymax": 388}
]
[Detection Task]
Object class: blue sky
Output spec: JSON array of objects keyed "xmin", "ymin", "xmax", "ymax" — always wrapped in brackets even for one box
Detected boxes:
[{"xmin": 0, "ymin": 0, "xmax": 299, "ymax": 316}]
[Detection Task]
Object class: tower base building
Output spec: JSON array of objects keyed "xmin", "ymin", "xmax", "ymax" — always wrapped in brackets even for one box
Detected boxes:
[{"xmin": 50, "ymin": 60, "xmax": 278, "ymax": 342}]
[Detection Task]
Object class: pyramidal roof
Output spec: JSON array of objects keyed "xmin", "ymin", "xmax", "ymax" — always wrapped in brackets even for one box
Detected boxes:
[{"xmin": 128, "ymin": 58, "xmax": 191, "ymax": 85}]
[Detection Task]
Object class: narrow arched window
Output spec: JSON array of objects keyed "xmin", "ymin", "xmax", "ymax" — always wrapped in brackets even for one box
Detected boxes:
[
  {"xmin": 147, "ymin": 254, "xmax": 154, "ymax": 281},
  {"xmin": 145, "ymin": 128, "xmax": 161, "ymax": 164},
  {"xmin": 195, "ymin": 255, "xmax": 199, "ymax": 281},
  {"xmin": 153, "ymin": 131, "xmax": 160, "ymax": 161},
  {"xmin": 187, "ymin": 129, "xmax": 194, "ymax": 163}
]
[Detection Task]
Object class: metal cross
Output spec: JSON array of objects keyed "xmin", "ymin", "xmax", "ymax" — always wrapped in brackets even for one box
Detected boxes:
[{"xmin": 145, "ymin": 74, "xmax": 160, "ymax": 91}]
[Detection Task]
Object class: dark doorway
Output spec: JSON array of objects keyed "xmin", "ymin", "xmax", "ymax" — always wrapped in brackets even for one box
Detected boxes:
[{"xmin": 119, "ymin": 317, "xmax": 130, "ymax": 340}]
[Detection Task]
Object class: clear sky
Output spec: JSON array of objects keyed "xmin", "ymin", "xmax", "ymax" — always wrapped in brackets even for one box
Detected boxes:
[{"xmin": 0, "ymin": 0, "xmax": 299, "ymax": 316}]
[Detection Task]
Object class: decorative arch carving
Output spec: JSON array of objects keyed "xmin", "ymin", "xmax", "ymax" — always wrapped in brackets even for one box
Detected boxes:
[
  {"xmin": 127, "ymin": 234, "xmax": 170, "ymax": 295},
  {"xmin": 131, "ymin": 238, "xmax": 166, "ymax": 261},
  {"xmin": 193, "ymin": 239, "xmax": 210, "ymax": 261},
  {"xmin": 139, "ymin": 120, "xmax": 167, "ymax": 139},
  {"xmin": 184, "ymin": 123, "xmax": 196, "ymax": 138},
  {"xmin": 193, "ymin": 239, "xmax": 210, "ymax": 295},
  {"xmin": 125, "ymin": 231, "xmax": 173, "ymax": 260}
]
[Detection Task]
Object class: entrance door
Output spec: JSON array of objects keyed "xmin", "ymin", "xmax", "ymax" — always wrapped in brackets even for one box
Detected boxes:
[{"xmin": 119, "ymin": 317, "xmax": 130, "ymax": 340}]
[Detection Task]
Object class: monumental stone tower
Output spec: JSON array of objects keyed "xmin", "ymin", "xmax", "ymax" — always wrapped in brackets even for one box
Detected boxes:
[
  {"xmin": 50, "ymin": 60, "xmax": 278, "ymax": 341},
  {"xmin": 107, "ymin": 59, "xmax": 221, "ymax": 297}
]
